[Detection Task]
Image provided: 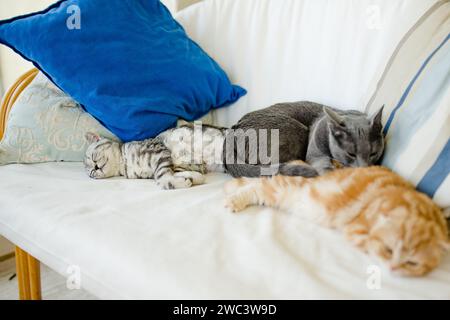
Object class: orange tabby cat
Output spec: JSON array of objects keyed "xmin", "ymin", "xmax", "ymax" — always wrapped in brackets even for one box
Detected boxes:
[{"xmin": 224, "ymin": 166, "xmax": 449, "ymax": 276}]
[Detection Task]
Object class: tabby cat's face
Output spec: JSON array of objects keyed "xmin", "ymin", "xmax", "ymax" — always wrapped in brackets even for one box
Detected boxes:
[
  {"xmin": 84, "ymin": 133, "xmax": 122, "ymax": 179},
  {"xmin": 325, "ymin": 107, "xmax": 384, "ymax": 168},
  {"xmin": 361, "ymin": 191, "xmax": 449, "ymax": 276}
]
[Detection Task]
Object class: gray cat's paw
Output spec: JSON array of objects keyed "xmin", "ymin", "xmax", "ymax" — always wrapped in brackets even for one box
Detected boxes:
[{"xmin": 174, "ymin": 171, "xmax": 205, "ymax": 185}]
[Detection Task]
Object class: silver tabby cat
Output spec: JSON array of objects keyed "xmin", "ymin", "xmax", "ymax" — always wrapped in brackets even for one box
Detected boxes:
[{"xmin": 84, "ymin": 124, "xmax": 226, "ymax": 189}]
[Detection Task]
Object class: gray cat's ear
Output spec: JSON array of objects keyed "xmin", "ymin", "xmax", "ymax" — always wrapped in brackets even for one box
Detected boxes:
[
  {"xmin": 370, "ymin": 105, "xmax": 384, "ymax": 128},
  {"xmin": 324, "ymin": 106, "xmax": 345, "ymax": 126},
  {"xmin": 85, "ymin": 132, "xmax": 101, "ymax": 144}
]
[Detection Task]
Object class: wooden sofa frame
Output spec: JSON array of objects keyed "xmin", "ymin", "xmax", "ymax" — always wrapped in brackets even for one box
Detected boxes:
[{"xmin": 1, "ymin": 68, "xmax": 42, "ymax": 300}]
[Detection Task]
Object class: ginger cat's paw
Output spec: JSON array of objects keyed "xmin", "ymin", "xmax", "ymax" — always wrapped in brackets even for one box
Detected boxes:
[{"xmin": 225, "ymin": 194, "xmax": 249, "ymax": 213}]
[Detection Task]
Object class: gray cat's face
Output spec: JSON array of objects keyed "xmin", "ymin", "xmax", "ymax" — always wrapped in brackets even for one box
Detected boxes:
[
  {"xmin": 325, "ymin": 107, "xmax": 384, "ymax": 168},
  {"xmin": 84, "ymin": 133, "xmax": 122, "ymax": 179}
]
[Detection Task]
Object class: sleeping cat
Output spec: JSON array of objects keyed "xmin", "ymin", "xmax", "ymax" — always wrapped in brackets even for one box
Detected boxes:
[
  {"xmin": 84, "ymin": 132, "xmax": 205, "ymax": 189},
  {"xmin": 84, "ymin": 124, "xmax": 227, "ymax": 189},
  {"xmin": 224, "ymin": 165, "xmax": 449, "ymax": 276},
  {"xmin": 223, "ymin": 101, "xmax": 384, "ymax": 177},
  {"xmin": 158, "ymin": 123, "xmax": 227, "ymax": 174}
]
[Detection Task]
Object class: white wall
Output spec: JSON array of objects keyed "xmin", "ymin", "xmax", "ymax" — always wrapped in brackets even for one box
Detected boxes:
[
  {"xmin": 0, "ymin": 237, "xmax": 13, "ymax": 257},
  {"xmin": 0, "ymin": 1, "xmax": 55, "ymax": 91},
  {"xmin": 175, "ymin": 0, "xmax": 202, "ymax": 11}
]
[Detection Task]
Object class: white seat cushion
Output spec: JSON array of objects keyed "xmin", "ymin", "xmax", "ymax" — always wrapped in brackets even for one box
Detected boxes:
[
  {"xmin": 176, "ymin": 0, "xmax": 438, "ymax": 127},
  {"xmin": 1, "ymin": 162, "xmax": 450, "ymax": 299}
]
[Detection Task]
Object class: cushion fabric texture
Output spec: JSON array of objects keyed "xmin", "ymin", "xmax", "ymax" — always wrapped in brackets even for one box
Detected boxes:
[
  {"xmin": 366, "ymin": 1, "xmax": 450, "ymax": 208},
  {"xmin": 0, "ymin": 0, "xmax": 246, "ymax": 142}
]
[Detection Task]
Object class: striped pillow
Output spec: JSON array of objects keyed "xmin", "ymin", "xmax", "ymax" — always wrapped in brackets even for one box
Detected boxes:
[{"xmin": 366, "ymin": 1, "xmax": 449, "ymax": 208}]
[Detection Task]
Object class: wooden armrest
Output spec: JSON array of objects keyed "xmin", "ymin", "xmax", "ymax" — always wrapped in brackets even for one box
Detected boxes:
[{"xmin": 0, "ymin": 68, "xmax": 39, "ymax": 140}]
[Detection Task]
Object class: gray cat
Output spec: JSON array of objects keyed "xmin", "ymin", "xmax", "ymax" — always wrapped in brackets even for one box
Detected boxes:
[{"xmin": 223, "ymin": 101, "xmax": 384, "ymax": 177}]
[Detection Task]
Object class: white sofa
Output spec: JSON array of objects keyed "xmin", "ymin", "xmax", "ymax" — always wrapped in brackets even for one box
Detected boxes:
[{"xmin": 1, "ymin": 0, "xmax": 449, "ymax": 299}]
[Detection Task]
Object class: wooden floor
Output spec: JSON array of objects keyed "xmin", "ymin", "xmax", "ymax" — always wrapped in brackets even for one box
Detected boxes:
[{"xmin": 0, "ymin": 257, "xmax": 96, "ymax": 300}]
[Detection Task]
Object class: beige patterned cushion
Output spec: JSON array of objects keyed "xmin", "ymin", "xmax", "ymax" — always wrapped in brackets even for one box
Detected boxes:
[{"xmin": 0, "ymin": 72, "xmax": 117, "ymax": 165}]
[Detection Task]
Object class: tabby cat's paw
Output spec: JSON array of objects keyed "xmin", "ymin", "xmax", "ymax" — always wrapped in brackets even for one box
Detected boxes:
[
  {"xmin": 158, "ymin": 176, "xmax": 193, "ymax": 190},
  {"xmin": 225, "ymin": 195, "xmax": 249, "ymax": 213},
  {"xmin": 174, "ymin": 171, "xmax": 205, "ymax": 185}
]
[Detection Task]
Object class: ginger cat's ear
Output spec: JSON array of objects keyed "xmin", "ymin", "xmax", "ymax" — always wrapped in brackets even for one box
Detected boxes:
[
  {"xmin": 441, "ymin": 208, "xmax": 450, "ymax": 252},
  {"xmin": 344, "ymin": 222, "xmax": 370, "ymax": 248},
  {"xmin": 443, "ymin": 207, "xmax": 450, "ymax": 219},
  {"xmin": 440, "ymin": 240, "xmax": 450, "ymax": 252},
  {"xmin": 85, "ymin": 132, "xmax": 101, "ymax": 144}
]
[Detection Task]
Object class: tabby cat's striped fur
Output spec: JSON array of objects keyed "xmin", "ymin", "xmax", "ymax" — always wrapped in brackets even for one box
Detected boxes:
[
  {"xmin": 84, "ymin": 132, "xmax": 204, "ymax": 190},
  {"xmin": 84, "ymin": 124, "xmax": 227, "ymax": 189},
  {"xmin": 224, "ymin": 165, "xmax": 449, "ymax": 276}
]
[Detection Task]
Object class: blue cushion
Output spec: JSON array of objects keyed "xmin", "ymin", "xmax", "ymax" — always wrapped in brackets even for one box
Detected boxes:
[{"xmin": 0, "ymin": 0, "xmax": 246, "ymax": 142}]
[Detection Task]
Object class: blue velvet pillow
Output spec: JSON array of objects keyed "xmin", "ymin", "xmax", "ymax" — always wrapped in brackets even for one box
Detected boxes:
[{"xmin": 0, "ymin": 0, "xmax": 246, "ymax": 142}]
